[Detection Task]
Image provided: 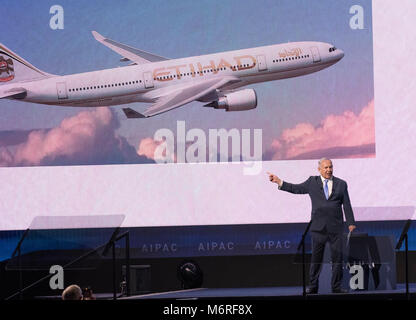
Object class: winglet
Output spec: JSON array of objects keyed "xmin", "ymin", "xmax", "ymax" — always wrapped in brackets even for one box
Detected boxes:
[
  {"xmin": 122, "ymin": 108, "xmax": 147, "ymax": 119},
  {"xmin": 91, "ymin": 30, "xmax": 104, "ymax": 42}
]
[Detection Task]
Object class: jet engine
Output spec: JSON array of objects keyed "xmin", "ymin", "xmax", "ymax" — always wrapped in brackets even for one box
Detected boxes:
[{"xmin": 204, "ymin": 89, "xmax": 257, "ymax": 111}]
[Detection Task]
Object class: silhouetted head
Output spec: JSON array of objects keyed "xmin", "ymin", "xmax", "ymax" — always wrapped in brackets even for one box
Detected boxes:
[{"xmin": 62, "ymin": 284, "xmax": 83, "ymax": 300}]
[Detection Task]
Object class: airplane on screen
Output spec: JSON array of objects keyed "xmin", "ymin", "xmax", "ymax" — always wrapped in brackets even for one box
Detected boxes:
[{"xmin": 0, "ymin": 31, "xmax": 344, "ymax": 118}]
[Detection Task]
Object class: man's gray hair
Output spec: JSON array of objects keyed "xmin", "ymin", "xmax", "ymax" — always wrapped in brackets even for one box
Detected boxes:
[{"xmin": 318, "ymin": 157, "xmax": 332, "ymax": 166}]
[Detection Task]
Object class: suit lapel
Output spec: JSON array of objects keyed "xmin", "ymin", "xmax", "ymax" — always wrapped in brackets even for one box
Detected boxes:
[
  {"xmin": 315, "ymin": 176, "xmax": 326, "ymax": 199},
  {"xmin": 329, "ymin": 176, "xmax": 339, "ymax": 199},
  {"xmin": 315, "ymin": 176, "xmax": 323, "ymax": 189}
]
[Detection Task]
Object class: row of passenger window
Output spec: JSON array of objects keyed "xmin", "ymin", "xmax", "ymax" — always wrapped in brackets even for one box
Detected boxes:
[
  {"xmin": 272, "ymin": 54, "xmax": 310, "ymax": 63},
  {"xmin": 68, "ymin": 58, "xmax": 285, "ymax": 90},
  {"xmin": 155, "ymin": 69, "xmax": 225, "ymax": 80},
  {"xmin": 69, "ymin": 63, "xmax": 256, "ymax": 90},
  {"xmin": 154, "ymin": 64, "xmax": 252, "ymax": 80},
  {"xmin": 68, "ymin": 80, "xmax": 141, "ymax": 92}
]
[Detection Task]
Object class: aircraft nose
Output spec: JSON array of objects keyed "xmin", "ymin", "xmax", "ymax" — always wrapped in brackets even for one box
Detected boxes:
[{"xmin": 337, "ymin": 49, "xmax": 344, "ymax": 60}]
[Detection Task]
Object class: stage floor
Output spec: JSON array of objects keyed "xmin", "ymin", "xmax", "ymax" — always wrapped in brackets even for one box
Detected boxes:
[
  {"xmin": 33, "ymin": 283, "xmax": 416, "ymax": 300},
  {"xmin": 119, "ymin": 283, "xmax": 416, "ymax": 300}
]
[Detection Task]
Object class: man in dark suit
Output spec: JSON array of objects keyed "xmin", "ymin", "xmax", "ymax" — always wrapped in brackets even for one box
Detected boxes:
[{"xmin": 267, "ymin": 158, "xmax": 356, "ymax": 294}]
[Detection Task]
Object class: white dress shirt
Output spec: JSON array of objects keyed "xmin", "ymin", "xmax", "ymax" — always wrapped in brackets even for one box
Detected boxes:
[{"xmin": 321, "ymin": 175, "xmax": 333, "ymax": 197}]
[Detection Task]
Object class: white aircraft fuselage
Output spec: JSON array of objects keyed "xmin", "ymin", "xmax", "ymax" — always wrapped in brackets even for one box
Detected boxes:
[{"xmin": 1, "ymin": 40, "xmax": 344, "ymax": 117}]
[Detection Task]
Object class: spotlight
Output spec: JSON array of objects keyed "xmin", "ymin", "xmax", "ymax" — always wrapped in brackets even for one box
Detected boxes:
[{"xmin": 177, "ymin": 260, "xmax": 203, "ymax": 289}]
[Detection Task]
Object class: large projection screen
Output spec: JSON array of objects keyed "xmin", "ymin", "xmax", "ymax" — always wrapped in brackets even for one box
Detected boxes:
[{"xmin": 0, "ymin": 0, "xmax": 415, "ymax": 231}]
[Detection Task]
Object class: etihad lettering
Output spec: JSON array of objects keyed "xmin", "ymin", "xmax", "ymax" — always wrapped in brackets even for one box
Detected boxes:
[
  {"xmin": 234, "ymin": 55, "xmax": 256, "ymax": 70},
  {"xmin": 216, "ymin": 58, "xmax": 237, "ymax": 72},
  {"xmin": 167, "ymin": 64, "xmax": 187, "ymax": 79},
  {"xmin": 152, "ymin": 55, "xmax": 257, "ymax": 82},
  {"xmin": 189, "ymin": 63, "xmax": 196, "ymax": 77},
  {"xmin": 197, "ymin": 60, "xmax": 217, "ymax": 76},
  {"xmin": 153, "ymin": 67, "xmax": 171, "ymax": 82}
]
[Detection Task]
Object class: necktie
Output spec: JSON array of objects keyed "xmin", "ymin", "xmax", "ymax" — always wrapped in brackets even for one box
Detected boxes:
[{"xmin": 324, "ymin": 179, "xmax": 329, "ymax": 199}]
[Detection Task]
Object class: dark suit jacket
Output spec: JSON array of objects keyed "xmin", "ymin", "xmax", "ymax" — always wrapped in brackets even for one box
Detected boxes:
[{"xmin": 280, "ymin": 176, "xmax": 355, "ymax": 233}]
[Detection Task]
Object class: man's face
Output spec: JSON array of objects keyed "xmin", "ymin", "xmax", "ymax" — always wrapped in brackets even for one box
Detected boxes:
[{"xmin": 319, "ymin": 160, "xmax": 333, "ymax": 179}]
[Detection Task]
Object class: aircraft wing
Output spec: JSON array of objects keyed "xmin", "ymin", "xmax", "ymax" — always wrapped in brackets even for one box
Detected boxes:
[
  {"xmin": 91, "ymin": 31, "xmax": 169, "ymax": 65},
  {"xmin": 0, "ymin": 87, "xmax": 26, "ymax": 99},
  {"xmin": 123, "ymin": 76, "xmax": 241, "ymax": 118}
]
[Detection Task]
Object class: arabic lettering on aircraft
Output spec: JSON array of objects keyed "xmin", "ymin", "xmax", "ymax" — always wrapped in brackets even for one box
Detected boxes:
[
  {"xmin": 278, "ymin": 48, "xmax": 303, "ymax": 58},
  {"xmin": 153, "ymin": 55, "xmax": 257, "ymax": 82}
]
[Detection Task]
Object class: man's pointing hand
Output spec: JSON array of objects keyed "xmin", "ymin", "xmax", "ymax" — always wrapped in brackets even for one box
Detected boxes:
[{"xmin": 267, "ymin": 172, "xmax": 282, "ymax": 186}]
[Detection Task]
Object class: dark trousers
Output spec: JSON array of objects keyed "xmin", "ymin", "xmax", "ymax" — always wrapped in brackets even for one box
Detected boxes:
[{"xmin": 309, "ymin": 229, "xmax": 343, "ymax": 290}]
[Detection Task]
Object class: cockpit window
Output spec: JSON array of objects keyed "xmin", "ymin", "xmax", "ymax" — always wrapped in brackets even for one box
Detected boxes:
[{"xmin": 329, "ymin": 47, "xmax": 336, "ymax": 52}]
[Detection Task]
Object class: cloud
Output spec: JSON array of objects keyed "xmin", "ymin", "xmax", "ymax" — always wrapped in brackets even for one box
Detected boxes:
[
  {"xmin": 137, "ymin": 137, "xmax": 164, "ymax": 160},
  {"xmin": 137, "ymin": 137, "xmax": 177, "ymax": 163},
  {"xmin": 0, "ymin": 108, "xmax": 154, "ymax": 167},
  {"xmin": 267, "ymin": 100, "xmax": 375, "ymax": 160}
]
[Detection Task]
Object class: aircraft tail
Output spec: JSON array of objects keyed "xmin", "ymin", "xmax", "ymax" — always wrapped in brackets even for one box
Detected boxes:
[{"xmin": 0, "ymin": 43, "xmax": 53, "ymax": 86}]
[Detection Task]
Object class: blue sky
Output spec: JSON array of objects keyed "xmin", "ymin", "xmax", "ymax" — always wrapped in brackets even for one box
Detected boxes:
[{"xmin": 0, "ymin": 0, "xmax": 374, "ymax": 165}]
